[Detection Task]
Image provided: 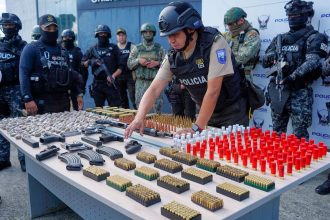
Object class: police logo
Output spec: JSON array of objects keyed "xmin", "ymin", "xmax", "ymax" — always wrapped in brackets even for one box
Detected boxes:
[
  {"xmin": 47, "ymin": 15, "xmax": 54, "ymax": 22},
  {"xmin": 317, "ymin": 109, "xmax": 330, "ymax": 125},
  {"xmin": 196, "ymin": 58, "xmax": 205, "ymax": 69},
  {"xmin": 216, "ymin": 49, "xmax": 226, "ymax": 64},
  {"xmin": 282, "ymin": 45, "xmax": 299, "ymax": 52},
  {"xmin": 258, "ymin": 15, "xmax": 270, "ymax": 30},
  {"xmin": 253, "ymin": 117, "xmax": 264, "ymax": 129}
]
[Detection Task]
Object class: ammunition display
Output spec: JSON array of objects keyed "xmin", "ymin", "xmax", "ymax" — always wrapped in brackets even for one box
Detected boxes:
[
  {"xmin": 181, "ymin": 167, "xmax": 213, "ymax": 185},
  {"xmin": 161, "ymin": 201, "xmax": 201, "ymax": 220},
  {"xmin": 136, "ymin": 151, "xmax": 157, "ymax": 164},
  {"xmin": 126, "ymin": 184, "xmax": 161, "ymax": 207},
  {"xmin": 154, "ymin": 158, "xmax": 183, "ymax": 173},
  {"xmin": 83, "ymin": 165, "xmax": 110, "ymax": 182},
  {"xmin": 244, "ymin": 174, "xmax": 275, "ymax": 192},
  {"xmin": 106, "ymin": 175, "xmax": 132, "ymax": 192},
  {"xmin": 134, "ymin": 166, "xmax": 159, "ymax": 181},
  {"xmin": 114, "ymin": 158, "xmax": 136, "ymax": 171},
  {"xmin": 157, "ymin": 175, "xmax": 190, "ymax": 194},
  {"xmin": 216, "ymin": 165, "xmax": 249, "ymax": 183},
  {"xmin": 159, "ymin": 147, "xmax": 179, "ymax": 158},
  {"xmin": 191, "ymin": 190, "xmax": 223, "ymax": 211},
  {"xmin": 172, "ymin": 152, "xmax": 198, "ymax": 166},
  {"xmin": 196, "ymin": 158, "xmax": 221, "ymax": 172},
  {"xmin": 216, "ymin": 182, "xmax": 250, "ymax": 201}
]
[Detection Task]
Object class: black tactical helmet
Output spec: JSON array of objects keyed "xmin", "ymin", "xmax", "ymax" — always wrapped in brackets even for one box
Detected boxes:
[
  {"xmin": 0, "ymin": 13, "xmax": 22, "ymax": 31},
  {"xmin": 61, "ymin": 29, "xmax": 75, "ymax": 41},
  {"xmin": 31, "ymin": 25, "xmax": 41, "ymax": 40},
  {"xmin": 158, "ymin": 1, "xmax": 203, "ymax": 37},
  {"xmin": 95, "ymin": 24, "xmax": 111, "ymax": 38},
  {"xmin": 284, "ymin": 0, "xmax": 314, "ymax": 17}
]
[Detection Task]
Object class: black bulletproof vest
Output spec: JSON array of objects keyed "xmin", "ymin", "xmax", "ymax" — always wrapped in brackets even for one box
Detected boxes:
[
  {"xmin": 118, "ymin": 42, "xmax": 131, "ymax": 77},
  {"xmin": 67, "ymin": 47, "xmax": 81, "ymax": 72},
  {"xmin": 280, "ymin": 26, "xmax": 317, "ymax": 77},
  {"xmin": 0, "ymin": 36, "xmax": 26, "ymax": 86},
  {"xmin": 91, "ymin": 43, "xmax": 118, "ymax": 81},
  {"xmin": 168, "ymin": 27, "xmax": 241, "ymax": 114},
  {"xmin": 33, "ymin": 41, "xmax": 71, "ymax": 93}
]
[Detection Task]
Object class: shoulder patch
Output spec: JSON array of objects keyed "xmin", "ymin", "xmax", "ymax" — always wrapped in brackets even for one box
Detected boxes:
[
  {"xmin": 247, "ymin": 30, "xmax": 259, "ymax": 37},
  {"xmin": 216, "ymin": 49, "xmax": 226, "ymax": 64},
  {"xmin": 214, "ymin": 33, "xmax": 222, "ymax": 42}
]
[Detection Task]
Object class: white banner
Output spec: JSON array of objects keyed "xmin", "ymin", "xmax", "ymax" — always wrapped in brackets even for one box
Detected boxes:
[{"xmin": 202, "ymin": 0, "xmax": 330, "ymax": 146}]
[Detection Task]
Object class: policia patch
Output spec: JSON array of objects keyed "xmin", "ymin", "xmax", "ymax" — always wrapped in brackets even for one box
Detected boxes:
[{"xmin": 216, "ymin": 49, "xmax": 226, "ymax": 64}]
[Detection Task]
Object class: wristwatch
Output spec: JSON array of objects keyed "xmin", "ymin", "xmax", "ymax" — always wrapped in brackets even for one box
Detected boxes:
[{"xmin": 191, "ymin": 123, "xmax": 203, "ymax": 133}]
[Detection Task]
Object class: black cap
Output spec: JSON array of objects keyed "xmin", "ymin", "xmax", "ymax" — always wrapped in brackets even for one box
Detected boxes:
[
  {"xmin": 39, "ymin": 14, "xmax": 57, "ymax": 27},
  {"xmin": 116, "ymin": 28, "xmax": 126, "ymax": 35}
]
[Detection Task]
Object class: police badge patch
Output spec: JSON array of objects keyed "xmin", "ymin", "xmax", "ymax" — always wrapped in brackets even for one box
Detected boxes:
[{"xmin": 216, "ymin": 49, "xmax": 226, "ymax": 64}]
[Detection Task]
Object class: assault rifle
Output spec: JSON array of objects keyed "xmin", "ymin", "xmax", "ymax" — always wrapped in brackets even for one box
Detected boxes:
[{"xmin": 91, "ymin": 47, "xmax": 117, "ymax": 89}]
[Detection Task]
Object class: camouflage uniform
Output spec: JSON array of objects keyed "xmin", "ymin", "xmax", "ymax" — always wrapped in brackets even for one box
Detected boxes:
[
  {"xmin": 223, "ymin": 7, "xmax": 261, "ymax": 81},
  {"xmin": 0, "ymin": 86, "xmax": 23, "ymax": 161},
  {"xmin": 127, "ymin": 24, "xmax": 164, "ymax": 113},
  {"xmin": 223, "ymin": 28, "xmax": 261, "ymax": 81},
  {"xmin": 0, "ymin": 13, "xmax": 26, "ymax": 170},
  {"xmin": 262, "ymin": 0, "xmax": 328, "ymax": 139}
]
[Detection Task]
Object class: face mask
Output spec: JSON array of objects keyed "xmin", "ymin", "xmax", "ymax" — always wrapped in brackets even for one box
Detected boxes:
[
  {"xmin": 288, "ymin": 14, "xmax": 308, "ymax": 30},
  {"xmin": 2, "ymin": 28, "xmax": 17, "ymax": 38},
  {"xmin": 40, "ymin": 29, "xmax": 58, "ymax": 45},
  {"xmin": 63, "ymin": 40, "xmax": 74, "ymax": 49},
  {"xmin": 97, "ymin": 36, "xmax": 109, "ymax": 47}
]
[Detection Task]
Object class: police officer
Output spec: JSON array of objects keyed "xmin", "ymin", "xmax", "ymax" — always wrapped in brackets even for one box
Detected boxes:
[
  {"xmin": 31, "ymin": 25, "xmax": 41, "ymax": 41},
  {"xmin": 165, "ymin": 76, "xmax": 196, "ymax": 120},
  {"xmin": 0, "ymin": 13, "xmax": 26, "ymax": 171},
  {"xmin": 20, "ymin": 14, "xmax": 84, "ymax": 115},
  {"xmin": 61, "ymin": 29, "xmax": 87, "ymax": 110},
  {"xmin": 127, "ymin": 23, "xmax": 164, "ymax": 113},
  {"xmin": 116, "ymin": 27, "xmax": 136, "ymax": 109},
  {"xmin": 125, "ymin": 2, "xmax": 246, "ymax": 138},
  {"xmin": 262, "ymin": 0, "xmax": 328, "ymax": 139},
  {"xmin": 223, "ymin": 7, "xmax": 261, "ymax": 82},
  {"xmin": 82, "ymin": 25, "xmax": 122, "ymax": 107},
  {"xmin": 315, "ymin": 55, "xmax": 330, "ymax": 195}
]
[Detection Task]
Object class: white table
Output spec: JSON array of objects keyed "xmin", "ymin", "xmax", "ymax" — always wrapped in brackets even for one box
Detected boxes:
[{"xmin": 1, "ymin": 127, "xmax": 329, "ymax": 220}]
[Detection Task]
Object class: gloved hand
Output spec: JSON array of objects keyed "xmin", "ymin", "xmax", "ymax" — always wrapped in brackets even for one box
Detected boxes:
[
  {"xmin": 262, "ymin": 51, "xmax": 277, "ymax": 68},
  {"xmin": 280, "ymin": 74, "xmax": 296, "ymax": 85}
]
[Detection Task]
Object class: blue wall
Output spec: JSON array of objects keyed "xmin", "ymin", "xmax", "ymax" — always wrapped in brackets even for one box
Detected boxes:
[{"xmin": 77, "ymin": 0, "xmax": 201, "ymax": 110}]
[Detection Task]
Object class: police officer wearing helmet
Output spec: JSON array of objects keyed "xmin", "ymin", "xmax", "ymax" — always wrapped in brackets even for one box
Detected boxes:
[
  {"xmin": 315, "ymin": 54, "xmax": 330, "ymax": 195},
  {"xmin": 116, "ymin": 27, "xmax": 136, "ymax": 109},
  {"xmin": 127, "ymin": 23, "xmax": 164, "ymax": 113},
  {"xmin": 31, "ymin": 25, "xmax": 41, "ymax": 41},
  {"xmin": 262, "ymin": 0, "xmax": 328, "ymax": 139},
  {"xmin": 20, "ymin": 14, "xmax": 84, "ymax": 115},
  {"xmin": 125, "ymin": 1, "xmax": 246, "ymax": 138},
  {"xmin": 82, "ymin": 24, "xmax": 122, "ymax": 107},
  {"xmin": 0, "ymin": 13, "xmax": 27, "ymax": 171},
  {"xmin": 61, "ymin": 29, "xmax": 87, "ymax": 110}
]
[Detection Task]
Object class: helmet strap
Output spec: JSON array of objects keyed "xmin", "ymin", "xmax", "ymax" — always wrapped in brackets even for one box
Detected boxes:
[{"xmin": 177, "ymin": 29, "xmax": 194, "ymax": 52}]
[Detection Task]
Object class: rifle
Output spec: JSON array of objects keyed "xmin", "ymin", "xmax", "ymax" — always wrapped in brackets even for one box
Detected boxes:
[
  {"xmin": 265, "ymin": 61, "xmax": 288, "ymax": 78},
  {"xmin": 91, "ymin": 47, "xmax": 117, "ymax": 89},
  {"xmin": 275, "ymin": 34, "xmax": 284, "ymax": 102}
]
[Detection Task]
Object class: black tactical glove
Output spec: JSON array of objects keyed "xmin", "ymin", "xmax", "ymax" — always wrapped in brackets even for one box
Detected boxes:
[
  {"xmin": 262, "ymin": 51, "xmax": 277, "ymax": 68},
  {"xmin": 280, "ymin": 74, "xmax": 296, "ymax": 85}
]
